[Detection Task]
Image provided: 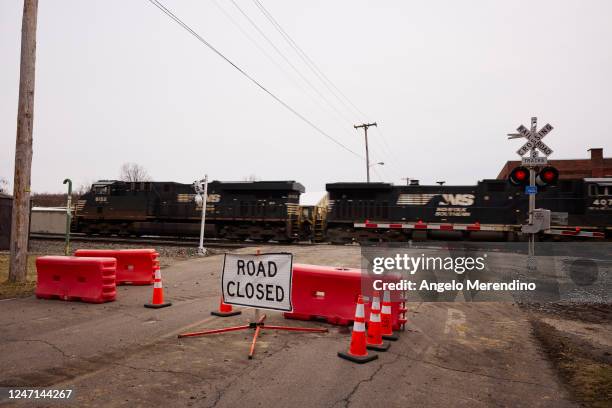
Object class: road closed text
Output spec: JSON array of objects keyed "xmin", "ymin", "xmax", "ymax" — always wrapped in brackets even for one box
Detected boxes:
[
  {"xmin": 226, "ymin": 260, "xmax": 285, "ymax": 301},
  {"xmin": 222, "ymin": 253, "xmax": 293, "ymax": 311}
]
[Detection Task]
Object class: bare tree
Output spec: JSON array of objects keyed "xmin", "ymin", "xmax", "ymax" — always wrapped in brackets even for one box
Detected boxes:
[
  {"xmin": 119, "ymin": 163, "xmax": 151, "ymax": 182},
  {"xmin": 74, "ymin": 180, "xmax": 93, "ymax": 196}
]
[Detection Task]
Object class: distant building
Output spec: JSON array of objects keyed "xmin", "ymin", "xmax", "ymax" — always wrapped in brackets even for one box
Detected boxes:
[{"xmin": 497, "ymin": 148, "xmax": 612, "ymax": 180}]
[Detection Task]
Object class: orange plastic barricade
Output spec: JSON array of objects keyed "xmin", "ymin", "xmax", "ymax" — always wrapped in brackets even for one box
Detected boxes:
[
  {"xmin": 35, "ymin": 256, "xmax": 117, "ymax": 303},
  {"xmin": 284, "ymin": 264, "xmax": 403, "ymax": 330},
  {"xmin": 74, "ymin": 249, "xmax": 158, "ymax": 285}
]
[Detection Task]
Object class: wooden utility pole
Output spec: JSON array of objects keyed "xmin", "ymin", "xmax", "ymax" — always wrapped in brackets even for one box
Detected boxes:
[
  {"xmin": 354, "ymin": 122, "xmax": 377, "ymax": 183},
  {"xmin": 9, "ymin": 0, "xmax": 38, "ymax": 283}
]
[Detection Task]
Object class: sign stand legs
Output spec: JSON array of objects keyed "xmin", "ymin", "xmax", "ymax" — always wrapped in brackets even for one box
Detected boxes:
[{"xmin": 178, "ymin": 314, "xmax": 327, "ymax": 359}]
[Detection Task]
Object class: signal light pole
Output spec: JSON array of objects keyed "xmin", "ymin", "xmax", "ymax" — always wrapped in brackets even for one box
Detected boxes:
[
  {"xmin": 193, "ymin": 175, "xmax": 208, "ymax": 256},
  {"xmin": 354, "ymin": 122, "xmax": 377, "ymax": 183},
  {"xmin": 507, "ymin": 117, "xmax": 556, "ymax": 258}
]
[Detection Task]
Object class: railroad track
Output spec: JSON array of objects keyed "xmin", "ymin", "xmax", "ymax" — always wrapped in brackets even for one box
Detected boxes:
[{"xmin": 29, "ymin": 233, "xmax": 319, "ymax": 248}]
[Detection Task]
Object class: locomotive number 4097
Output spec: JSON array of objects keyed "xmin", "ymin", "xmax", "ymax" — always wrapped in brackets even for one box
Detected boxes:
[{"xmin": 591, "ymin": 198, "xmax": 612, "ymax": 206}]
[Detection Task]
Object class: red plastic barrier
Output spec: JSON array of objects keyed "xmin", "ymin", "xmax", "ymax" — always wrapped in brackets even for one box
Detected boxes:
[
  {"xmin": 284, "ymin": 264, "xmax": 403, "ymax": 330},
  {"xmin": 74, "ymin": 249, "xmax": 158, "ymax": 285},
  {"xmin": 35, "ymin": 256, "xmax": 117, "ymax": 303}
]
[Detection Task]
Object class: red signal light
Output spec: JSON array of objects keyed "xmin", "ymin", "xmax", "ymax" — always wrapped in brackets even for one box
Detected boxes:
[
  {"xmin": 542, "ymin": 171, "xmax": 554, "ymax": 181},
  {"xmin": 515, "ymin": 169, "xmax": 527, "ymax": 181},
  {"xmin": 536, "ymin": 166, "xmax": 559, "ymax": 187},
  {"xmin": 508, "ymin": 166, "xmax": 530, "ymax": 186}
]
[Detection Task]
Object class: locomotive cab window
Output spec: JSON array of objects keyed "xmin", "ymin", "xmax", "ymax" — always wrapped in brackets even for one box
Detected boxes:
[
  {"xmin": 94, "ymin": 186, "xmax": 109, "ymax": 195},
  {"xmin": 589, "ymin": 185, "xmax": 608, "ymax": 196}
]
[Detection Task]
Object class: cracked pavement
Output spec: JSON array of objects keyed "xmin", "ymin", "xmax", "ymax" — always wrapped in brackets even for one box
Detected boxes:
[{"xmin": 0, "ymin": 245, "xmax": 574, "ymax": 407}]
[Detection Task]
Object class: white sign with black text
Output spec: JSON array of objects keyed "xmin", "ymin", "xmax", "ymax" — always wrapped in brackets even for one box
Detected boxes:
[
  {"xmin": 522, "ymin": 156, "xmax": 548, "ymax": 166},
  {"xmin": 221, "ymin": 253, "xmax": 293, "ymax": 312}
]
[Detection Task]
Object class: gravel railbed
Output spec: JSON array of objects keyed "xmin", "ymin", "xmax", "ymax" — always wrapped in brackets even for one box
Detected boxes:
[{"xmin": 25, "ymin": 239, "xmax": 228, "ymax": 268}]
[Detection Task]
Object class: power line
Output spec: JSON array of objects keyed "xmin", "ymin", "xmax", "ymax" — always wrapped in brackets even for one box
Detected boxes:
[
  {"xmin": 227, "ymin": 0, "xmax": 356, "ymax": 128},
  {"xmin": 146, "ymin": 0, "xmax": 363, "ymax": 159},
  {"xmin": 209, "ymin": 0, "xmax": 317, "ymax": 108},
  {"xmin": 252, "ymin": 0, "xmax": 369, "ymax": 121},
  {"xmin": 212, "ymin": 0, "xmax": 366, "ymax": 155},
  {"xmin": 212, "ymin": 0, "xmax": 363, "ymax": 151},
  {"xmin": 373, "ymin": 126, "xmax": 403, "ymax": 174},
  {"xmin": 251, "ymin": 0, "xmax": 396, "ymax": 171}
]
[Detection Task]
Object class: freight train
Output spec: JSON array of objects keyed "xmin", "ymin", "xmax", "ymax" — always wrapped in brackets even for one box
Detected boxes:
[
  {"xmin": 73, "ymin": 180, "xmax": 305, "ymax": 242},
  {"xmin": 72, "ymin": 178, "xmax": 612, "ymax": 242}
]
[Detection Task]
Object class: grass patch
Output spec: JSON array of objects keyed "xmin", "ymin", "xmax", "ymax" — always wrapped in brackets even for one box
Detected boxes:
[
  {"xmin": 532, "ymin": 319, "xmax": 612, "ymax": 407},
  {"xmin": 0, "ymin": 254, "xmax": 37, "ymax": 299}
]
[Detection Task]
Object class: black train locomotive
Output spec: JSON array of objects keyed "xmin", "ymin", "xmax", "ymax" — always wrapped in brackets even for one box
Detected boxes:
[
  {"xmin": 73, "ymin": 180, "xmax": 304, "ymax": 242},
  {"xmin": 325, "ymin": 178, "xmax": 612, "ymax": 243},
  {"xmin": 73, "ymin": 177, "xmax": 611, "ymax": 242}
]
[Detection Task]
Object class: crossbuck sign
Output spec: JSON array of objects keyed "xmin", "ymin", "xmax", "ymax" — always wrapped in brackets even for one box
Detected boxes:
[{"xmin": 515, "ymin": 121, "xmax": 554, "ymax": 157}]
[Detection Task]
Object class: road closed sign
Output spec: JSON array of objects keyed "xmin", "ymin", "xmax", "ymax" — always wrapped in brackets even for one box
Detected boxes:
[{"xmin": 221, "ymin": 253, "xmax": 293, "ymax": 312}]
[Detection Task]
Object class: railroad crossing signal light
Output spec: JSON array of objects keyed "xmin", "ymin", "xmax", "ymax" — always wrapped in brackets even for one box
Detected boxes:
[
  {"xmin": 508, "ymin": 166, "xmax": 530, "ymax": 186},
  {"xmin": 536, "ymin": 166, "xmax": 559, "ymax": 187}
]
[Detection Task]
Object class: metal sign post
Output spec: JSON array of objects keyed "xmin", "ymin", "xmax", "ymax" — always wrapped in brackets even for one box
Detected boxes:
[
  {"xmin": 63, "ymin": 178, "xmax": 72, "ymax": 256},
  {"xmin": 507, "ymin": 117, "xmax": 555, "ymax": 257},
  {"xmin": 193, "ymin": 175, "xmax": 208, "ymax": 256}
]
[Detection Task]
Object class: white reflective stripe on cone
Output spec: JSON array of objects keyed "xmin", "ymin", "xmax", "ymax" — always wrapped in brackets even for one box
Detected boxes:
[
  {"xmin": 383, "ymin": 290, "xmax": 391, "ymax": 302},
  {"xmin": 381, "ymin": 305, "xmax": 391, "ymax": 314},
  {"xmin": 354, "ymin": 321, "xmax": 366, "ymax": 332},
  {"xmin": 154, "ymin": 269, "xmax": 162, "ymax": 279},
  {"xmin": 370, "ymin": 312, "xmax": 381, "ymax": 322},
  {"xmin": 372, "ymin": 298, "xmax": 380, "ymax": 311},
  {"xmin": 356, "ymin": 303, "xmax": 365, "ymax": 318},
  {"xmin": 154, "ymin": 281, "xmax": 162, "ymax": 288}
]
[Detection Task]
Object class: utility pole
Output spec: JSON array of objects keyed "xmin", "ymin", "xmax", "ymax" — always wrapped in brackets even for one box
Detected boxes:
[
  {"xmin": 354, "ymin": 122, "xmax": 377, "ymax": 182},
  {"xmin": 401, "ymin": 177, "xmax": 410, "ymax": 186},
  {"xmin": 9, "ymin": 0, "xmax": 38, "ymax": 283}
]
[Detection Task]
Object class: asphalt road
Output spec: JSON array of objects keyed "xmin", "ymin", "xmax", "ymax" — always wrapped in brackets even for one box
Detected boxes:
[{"xmin": 0, "ymin": 245, "xmax": 574, "ymax": 407}]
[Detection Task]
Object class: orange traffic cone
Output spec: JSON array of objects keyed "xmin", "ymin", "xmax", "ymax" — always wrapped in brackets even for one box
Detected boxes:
[
  {"xmin": 211, "ymin": 297, "xmax": 241, "ymax": 317},
  {"xmin": 338, "ymin": 295, "xmax": 378, "ymax": 363},
  {"xmin": 381, "ymin": 290, "xmax": 399, "ymax": 341},
  {"xmin": 144, "ymin": 269, "xmax": 172, "ymax": 308},
  {"xmin": 366, "ymin": 291, "xmax": 390, "ymax": 351}
]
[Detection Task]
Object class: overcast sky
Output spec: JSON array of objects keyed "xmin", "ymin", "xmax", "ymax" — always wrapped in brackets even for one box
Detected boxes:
[{"xmin": 1, "ymin": 0, "xmax": 611, "ymax": 193}]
